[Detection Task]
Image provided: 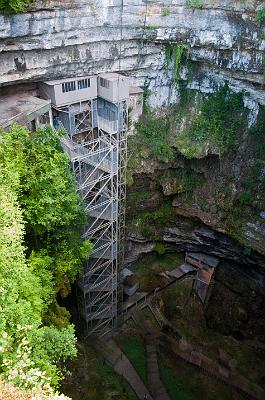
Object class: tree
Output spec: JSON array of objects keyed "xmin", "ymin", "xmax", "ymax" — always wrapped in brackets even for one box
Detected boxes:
[{"xmin": 0, "ymin": 124, "xmax": 92, "ymax": 393}]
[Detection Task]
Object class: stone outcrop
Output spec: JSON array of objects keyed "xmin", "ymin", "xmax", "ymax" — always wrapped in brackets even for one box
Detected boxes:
[
  {"xmin": 1, "ymin": 0, "xmax": 265, "ymax": 348},
  {"xmin": 126, "ymin": 219, "xmax": 265, "ymax": 342},
  {"xmin": 0, "ymin": 0, "xmax": 265, "ymax": 109},
  {"xmin": 126, "ymin": 216, "xmax": 265, "ymax": 275},
  {"xmin": 1, "ymin": 1, "xmax": 264, "ymax": 252}
]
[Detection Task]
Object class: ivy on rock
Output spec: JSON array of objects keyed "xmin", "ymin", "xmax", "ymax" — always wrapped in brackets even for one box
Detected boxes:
[{"xmin": 175, "ymin": 84, "xmax": 248, "ymax": 158}]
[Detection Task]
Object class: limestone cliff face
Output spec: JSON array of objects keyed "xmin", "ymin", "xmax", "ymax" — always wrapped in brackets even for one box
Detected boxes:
[
  {"xmin": 0, "ymin": 0, "xmax": 264, "ymax": 252},
  {"xmin": 1, "ymin": 0, "xmax": 265, "ymax": 342},
  {"xmin": 0, "ymin": 0, "xmax": 264, "ymax": 109}
]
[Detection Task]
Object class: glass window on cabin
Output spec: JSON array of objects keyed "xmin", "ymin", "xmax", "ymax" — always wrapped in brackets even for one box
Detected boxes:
[
  {"xmin": 100, "ymin": 77, "xmax": 110, "ymax": 89},
  {"xmin": 62, "ymin": 81, "xmax": 76, "ymax": 93},
  {"xmin": 78, "ymin": 78, "xmax": 90, "ymax": 90}
]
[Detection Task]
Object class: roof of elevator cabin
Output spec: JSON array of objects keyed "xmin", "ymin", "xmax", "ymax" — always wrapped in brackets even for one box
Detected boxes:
[{"xmin": 99, "ymin": 72, "xmax": 127, "ymax": 81}]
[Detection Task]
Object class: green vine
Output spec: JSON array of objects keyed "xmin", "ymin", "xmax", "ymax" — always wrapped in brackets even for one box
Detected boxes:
[
  {"xmin": 165, "ymin": 43, "xmax": 187, "ymax": 82},
  {"xmin": 176, "ymin": 84, "xmax": 247, "ymax": 158},
  {"xmin": 143, "ymin": 79, "xmax": 151, "ymax": 114},
  {"xmin": 256, "ymin": 7, "xmax": 265, "ymax": 25}
]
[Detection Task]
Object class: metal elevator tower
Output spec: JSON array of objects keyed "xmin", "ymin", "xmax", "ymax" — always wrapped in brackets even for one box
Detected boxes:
[{"xmin": 40, "ymin": 74, "xmax": 128, "ymax": 336}]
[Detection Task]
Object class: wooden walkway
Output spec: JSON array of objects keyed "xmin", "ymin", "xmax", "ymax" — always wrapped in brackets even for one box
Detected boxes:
[
  {"xmin": 91, "ymin": 335, "xmax": 153, "ymax": 400},
  {"xmin": 121, "ymin": 263, "xmax": 196, "ymax": 323},
  {"xmin": 146, "ymin": 335, "xmax": 170, "ymax": 400},
  {"xmin": 132, "ymin": 310, "xmax": 170, "ymax": 400}
]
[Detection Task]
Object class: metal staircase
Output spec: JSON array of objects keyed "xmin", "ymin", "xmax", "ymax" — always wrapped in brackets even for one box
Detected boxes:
[{"xmin": 59, "ymin": 97, "xmax": 128, "ymax": 336}]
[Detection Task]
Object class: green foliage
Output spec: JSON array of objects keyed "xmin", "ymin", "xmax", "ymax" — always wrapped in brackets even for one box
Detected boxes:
[
  {"xmin": 63, "ymin": 343, "xmax": 135, "ymax": 400},
  {"xmin": 0, "ymin": 124, "xmax": 92, "ymax": 303},
  {"xmin": 128, "ymin": 203, "xmax": 176, "ymax": 239},
  {"xmin": 256, "ymin": 7, "xmax": 265, "ymax": 25},
  {"xmin": 159, "ymin": 360, "xmax": 193, "ymax": 400},
  {"xmin": 161, "ymin": 6, "xmax": 170, "ymax": 16},
  {"xmin": 0, "ymin": 177, "xmax": 42, "ymax": 337},
  {"xmin": 254, "ymin": 142, "xmax": 265, "ymax": 158},
  {"xmin": 143, "ymin": 79, "xmax": 151, "ymax": 114},
  {"xmin": 186, "ymin": 0, "xmax": 205, "ymax": 8},
  {"xmin": 0, "ymin": 124, "xmax": 91, "ymax": 394},
  {"xmin": 165, "ymin": 43, "xmax": 187, "ymax": 81},
  {"xmin": 176, "ymin": 84, "xmax": 247, "ymax": 158},
  {"xmin": 0, "ymin": 327, "xmax": 54, "ymax": 392},
  {"xmin": 135, "ymin": 115, "xmax": 174, "ymax": 162},
  {"xmin": 28, "ymin": 325, "xmax": 77, "ymax": 388},
  {"xmin": 19, "ymin": 127, "xmax": 85, "ymax": 236},
  {"xmin": 154, "ymin": 242, "xmax": 166, "ymax": 255},
  {"xmin": 127, "ymin": 191, "xmax": 149, "ymax": 202},
  {"xmin": 0, "ymin": 325, "xmax": 77, "ymax": 392},
  {"xmin": 183, "ymin": 171, "xmax": 205, "ymax": 191},
  {"xmin": 144, "ymin": 25, "xmax": 158, "ymax": 32},
  {"xmin": 120, "ymin": 340, "xmax": 147, "ymax": 384},
  {"xmin": 236, "ymin": 191, "xmax": 252, "ymax": 206},
  {"xmin": 0, "ymin": 0, "xmax": 31, "ymax": 14},
  {"xmin": 161, "ymin": 168, "xmax": 205, "ymax": 195},
  {"xmin": 142, "ymin": 203, "xmax": 176, "ymax": 226}
]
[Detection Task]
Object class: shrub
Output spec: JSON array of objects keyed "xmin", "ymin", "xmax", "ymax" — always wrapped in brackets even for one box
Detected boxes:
[
  {"xmin": 136, "ymin": 116, "xmax": 174, "ymax": 162},
  {"xmin": 186, "ymin": 0, "xmax": 205, "ymax": 9},
  {"xmin": 161, "ymin": 6, "xmax": 170, "ymax": 16},
  {"xmin": 154, "ymin": 242, "xmax": 166, "ymax": 255},
  {"xmin": 256, "ymin": 7, "xmax": 265, "ymax": 25},
  {"xmin": 0, "ymin": 124, "xmax": 91, "ymax": 393},
  {"xmin": 237, "ymin": 191, "xmax": 252, "ymax": 206},
  {"xmin": 0, "ymin": 0, "xmax": 31, "ymax": 14}
]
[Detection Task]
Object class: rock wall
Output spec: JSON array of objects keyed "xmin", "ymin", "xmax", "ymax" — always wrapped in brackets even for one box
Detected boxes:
[
  {"xmin": 1, "ymin": 0, "xmax": 265, "ymax": 344},
  {"xmin": 1, "ymin": 0, "xmax": 264, "ymax": 253},
  {"xmin": 0, "ymin": 0, "xmax": 265, "ymax": 109}
]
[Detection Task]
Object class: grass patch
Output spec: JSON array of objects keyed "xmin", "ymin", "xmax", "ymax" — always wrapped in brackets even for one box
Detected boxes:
[
  {"xmin": 159, "ymin": 359, "xmax": 194, "ymax": 400},
  {"xmin": 62, "ymin": 343, "xmax": 136, "ymax": 400},
  {"xmin": 134, "ymin": 252, "xmax": 184, "ymax": 291},
  {"xmin": 120, "ymin": 339, "xmax": 147, "ymax": 384},
  {"xmin": 161, "ymin": 280, "xmax": 193, "ymax": 322},
  {"xmin": 212, "ymin": 335, "xmax": 265, "ymax": 383},
  {"xmin": 159, "ymin": 285, "xmax": 265, "ymax": 387},
  {"xmin": 158, "ymin": 351, "xmax": 243, "ymax": 400}
]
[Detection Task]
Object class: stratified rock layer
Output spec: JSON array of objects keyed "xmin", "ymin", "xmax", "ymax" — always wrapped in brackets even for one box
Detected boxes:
[{"xmin": 0, "ymin": 0, "xmax": 264, "ymax": 108}]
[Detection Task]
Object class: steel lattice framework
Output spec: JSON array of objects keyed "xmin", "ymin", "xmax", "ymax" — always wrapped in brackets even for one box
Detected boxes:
[{"xmin": 60, "ymin": 97, "xmax": 128, "ymax": 336}]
